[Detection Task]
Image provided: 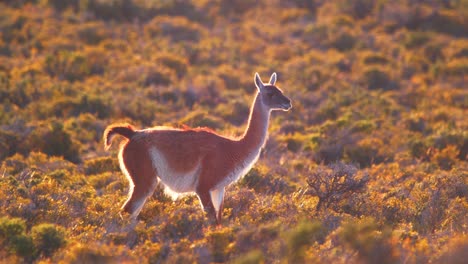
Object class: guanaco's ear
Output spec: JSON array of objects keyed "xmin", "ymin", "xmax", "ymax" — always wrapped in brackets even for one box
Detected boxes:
[
  {"xmin": 269, "ymin": 72, "xmax": 277, "ymax": 85},
  {"xmin": 254, "ymin": 72, "xmax": 264, "ymax": 91}
]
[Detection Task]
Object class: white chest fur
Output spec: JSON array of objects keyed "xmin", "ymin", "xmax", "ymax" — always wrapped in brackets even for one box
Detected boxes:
[{"xmin": 149, "ymin": 147, "xmax": 200, "ymax": 199}]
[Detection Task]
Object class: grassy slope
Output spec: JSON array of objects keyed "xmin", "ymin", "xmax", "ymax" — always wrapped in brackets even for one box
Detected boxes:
[{"xmin": 0, "ymin": 0, "xmax": 467, "ymax": 263}]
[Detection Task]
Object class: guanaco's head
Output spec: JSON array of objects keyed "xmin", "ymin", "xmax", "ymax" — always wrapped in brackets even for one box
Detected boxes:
[{"xmin": 255, "ymin": 72, "xmax": 292, "ymax": 111}]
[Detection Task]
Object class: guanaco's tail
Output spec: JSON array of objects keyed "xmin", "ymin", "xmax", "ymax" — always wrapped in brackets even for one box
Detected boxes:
[{"xmin": 103, "ymin": 124, "xmax": 136, "ymax": 150}]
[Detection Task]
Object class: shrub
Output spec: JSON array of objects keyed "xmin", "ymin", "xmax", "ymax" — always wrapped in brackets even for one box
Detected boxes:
[
  {"xmin": 422, "ymin": 10, "xmax": 468, "ymax": 37},
  {"xmin": 431, "ymin": 145, "xmax": 459, "ymax": 170},
  {"xmin": 45, "ymin": 0, "xmax": 80, "ymax": 11},
  {"xmin": 206, "ymin": 227, "xmax": 234, "ymax": 262},
  {"xmin": 23, "ymin": 121, "xmax": 81, "ymax": 163},
  {"xmin": 437, "ymin": 235, "xmax": 468, "ymax": 264},
  {"xmin": 31, "ymin": 223, "xmax": 66, "ymax": 257},
  {"xmin": 241, "ymin": 166, "xmax": 294, "ymax": 194},
  {"xmin": 404, "ymin": 32, "xmax": 432, "ymax": 49},
  {"xmin": 62, "ymin": 243, "xmax": 133, "ymax": 263},
  {"xmin": 306, "ymin": 162, "xmax": 368, "ymax": 211},
  {"xmin": 155, "ymin": 53, "xmax": 189, "ymax": 78},
  {"xmin": 84, "ymin": 157, "xmax": 119, "ymax": 175},
  {"xmin": 338, "ymin": 0, "xmax": 375, "ymax": 19},
  {"xmin": 44, "ymin": 50, "xmax": 91, "ymax": 82},
  {"xmin": 233, "ymin": 249, "xmax": 265, "ymax": 264},
  {"xmin": 0, "ymin": 217, "xmax": 34, "ymax": 259},
  {"xmin": 217, "ymin": 0, "xmax": 259, "ymax": 16},
  {"xmin": 329, "ymin": 31, "xmax": 357, "ymax": 52},
  {"xmin": 116, "ymin": 63, "xmax": 175, "ymax": 86},
  {"xmin": 83, "ymin": 0, "xmax": 140, "ymax": 21},
  {"xmin": 161, "ymin": 206, "xmax": 205, "ymax": 241},
  {"xmin": 48, "ymin": 94, "xmax": 111, "ymax": 119},
  {"xmin": 314, "ymin": 138, "xmax": 345, "ymax": 164},
  {"xmin": 142, "ymin": 65, "xmax": 175, "ymax": 87},
  {"xmin": 340, "ymin": 218, "xmax": 398, "ymax": 264},
  {"xmin": 434, "ymin": 58, "xmax": 468, "ymax": 78},
  {"xmin": 344, "ymin": 137, "xmax": 388, "ymax": 167},
  {"xmin": 179, "ymin": 110, "xmax": 224, "ymax": 130},
  {"xmin": 214, "ymin": 65, "xmax": 250, "ymax": 91},
  {"xmin": 361, "ymin": 67, "xmax": 396, "ymax": 90},
  {"xmin": 444, "ymin": 39, "xmax": 468, "ymax": 59},
  {"xmin": 0, "ymin": 216, "xmax": 26, "ymax": 241},
  {"xmin": 362, "ymin": 52, "xmax": 390, "ymax": 65},
  {"xmin": 145, "ymin": 16, "xmax": 205, "ymax": 42},
  {"xmin": 432, "ymin": 129, "xmax": 467, "ymax": 160},
  {"xmin": 0, "ymin": 129, "xmax": 19, "ymax": 161},
  {"xmin": 76, "ymin": 22, "xmax": 108, "ymax": 45},
  {"xmin": 286, "ymin": 220, "xmax": 326, "ymax": 263},
  {"xmin": 216, "ymin": 100, "xmax": 250, "ymax": 126},
  {"xmin": 409, "ymin": 138, "xmax": 431, "ymax": 160}
]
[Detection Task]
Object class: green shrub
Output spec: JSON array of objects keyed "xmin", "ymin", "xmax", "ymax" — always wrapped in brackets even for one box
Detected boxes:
[
  {"xmin": 145, "ymin": 16, "xmax": 205, "ymax": 42},
  {"xmin": 404, "ymin": 32, "xmax": 432, "ymax": 49},
  {"xmin": 179, "ymin": 110, "xmax": 224, "ymax": 130},
  {"xmin": 0, "ymin": 217, "xmax": 34, "ymax": 259},
  {"xmin": 10, "ymin": 234, "xmax": 34, "ymax": 258},
  {"xmin": 340, "ymin": 218, "xmax": 398, "ymax": 264},
  {"xmin": 155, "ymin": 53, "xmax": 188, "ymax": 78},
  {"xmin": 432, "ymin": 130, "xmax": 467, "ymax": 160},
  {"xmin": 409, "ymin": 138, "xmax": 430, "ymax": 160},
  {"xmin": 207, "ymin": 227, "xmax": 234, "ymax": 262},
  {"xmin": 423, "ymin": 10, "xmax": 468, "ymax": 37},
  {"xmin": 45, "ymin": 0, "xmax": 80, "ymax": 11},
  {"xmin": 233, "ymin": 249, "xmax": 265, "ymax": 264},
  {"xmin": 345, "ymin": 138, "xmax": 388, "ymax": 167},
  {"xmin": 44, "ymin": 51, "xmax": 90, "ymax": 82},
  {"xmin": 445, "ymin": 40, "xmax": 468, "ymax": 59},
  {"xmin": 431, "ymin": 145, "xmax": 459, "ymax": 170},
  {"xmin": 0, "ymin": 216, "xmax": 26, "ymax": 241},
  {"xmin": 434, "ymin": 59, "xmax": 468, "ymax": 77},
  {"xmin": 115, "ymin": 63, "xmax": 175, "ymax": 86},
  {"xmin": 241, "ymin": 166, "xmax": 293, "ymax": 194},
  {"xmin": 83, "ymin": 0, "xmax": 140, "ymax": 21},
  {"xmin": 76, "ymin": 22, "xmax": 108, "ymax": 45},
  {"xmin": 0, "ymin": 129, "xmax": 19, "ymax": 161},
  {"xmin": 218, "ymin": 0, "xmax": 259, "ymax": 16},
  {"xmin": 362, "ymin": 53, "xmax": 390, "ymax": 65},
  {"xmin": 31, "ymin": 223, "xmax": 66, "ymax": 257},
  {"xmin": 62, "ymin": 243, "xmax": 133, "ymax": 263},
  {"xmin": 215, "ymin": 65, "xmax": 249, "ymax": 90},
  {"xmin": 23, "ymin": 121, "xmax": 81, "ymax": 163},
  {"xmin": 216, "ymin": 100, "xmax": 250, "ymax": 126},
  {"xmin": 329, "ymin": 31, "xmax": 357, "ymax": 52},
  {"xmin": 84, "ymin": 157, "xmax": 119, "ymax": 175},
  {"xmin": 286, "ymin": 220, "xmax": 326, "ymax": 263},
  {"xmin": 338, "ymin": 0, "xmax": 375, "ymax": 19},
  {"xmin": 162, "ymin": 207, "xmax": 205, "ymax": 240},
  {"xmin": 361, "ymin": 67, "xmax": 396, "ymax": 90},
  {"xmin": 424, "ymin": 42, "xmax": 445, "ymax": 62}
]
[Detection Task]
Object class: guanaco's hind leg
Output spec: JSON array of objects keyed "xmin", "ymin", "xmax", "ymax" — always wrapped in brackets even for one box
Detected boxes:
[
  {"xmin": 122, "ymin": 182, "xmax": 156, "ymax": 219},
  {"xmin": 120, "ymin": 145, "xmax": 158, "ymax": 219}
]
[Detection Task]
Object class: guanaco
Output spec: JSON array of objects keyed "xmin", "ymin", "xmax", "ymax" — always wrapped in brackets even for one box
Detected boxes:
[{"xmin": 103, "ymin": 72, "xmax": 292, "ymax": 224}]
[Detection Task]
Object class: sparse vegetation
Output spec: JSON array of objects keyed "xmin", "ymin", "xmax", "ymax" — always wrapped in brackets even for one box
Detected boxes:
[{"xmin": 0, "ymin": 0, "xmax": 467, "ymax": 263}]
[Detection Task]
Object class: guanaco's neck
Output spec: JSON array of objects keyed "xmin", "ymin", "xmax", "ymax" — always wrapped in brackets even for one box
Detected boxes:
[{"xmin": 240, "ymin": 93, "xmax": 270, "ymax": 151}]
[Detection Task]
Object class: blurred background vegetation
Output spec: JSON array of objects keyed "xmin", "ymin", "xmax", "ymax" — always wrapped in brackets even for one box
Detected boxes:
[{"xmin": 0, "ymin": 0, "xmax": 467, "ymax": 263}]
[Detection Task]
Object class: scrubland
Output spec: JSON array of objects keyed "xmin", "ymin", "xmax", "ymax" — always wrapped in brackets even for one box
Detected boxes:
[{"xmin": 0, "ymin": 0, "xmax": 467, "ymax": 263}]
